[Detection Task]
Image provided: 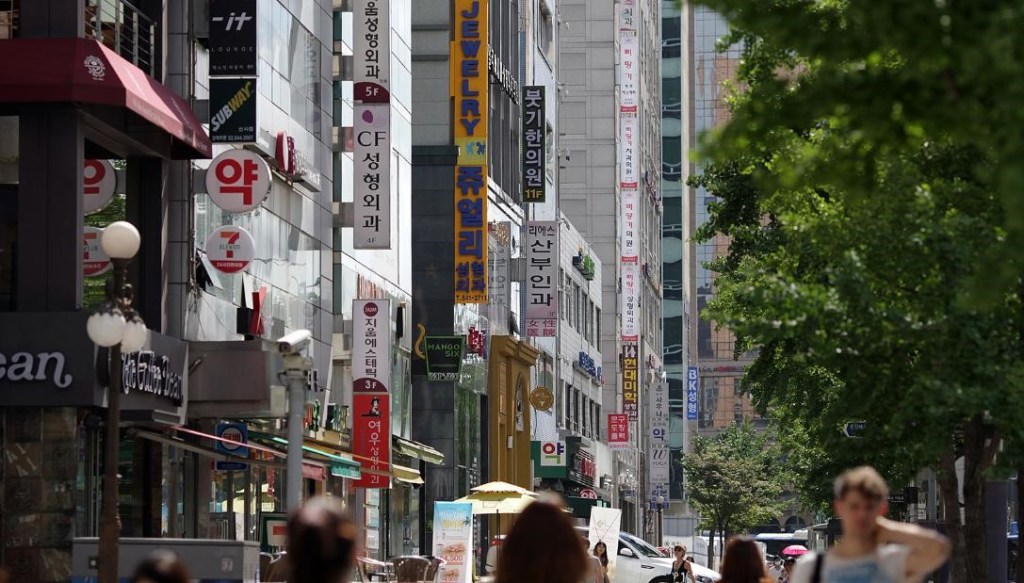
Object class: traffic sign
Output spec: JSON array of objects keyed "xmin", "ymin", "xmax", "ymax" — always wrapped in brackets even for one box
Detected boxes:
[
  {"xmin": 843, "ymin": 421, "xmax": 867, "ymax": 438},
  {"xmin": 215, "ymin": 422, "xmax": 248, "ymax": 471}
]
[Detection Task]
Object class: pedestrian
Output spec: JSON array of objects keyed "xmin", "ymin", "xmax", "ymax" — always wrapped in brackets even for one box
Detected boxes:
[
  {"xmin": 778, "ymin": 557, "xmax": 796, "ymax": 582},
  {"xmin": 582, "ymin": 536, "xmax": 605, "ymax": 583},
  {"xmin": 718, "ymin": 536, "xmax": 775, "ymax": 583},
  {"xmin": 593, "ymin": 541, "xmax": 611, "ymax": 583},
  {"xmin": 130, "ymin": 550, "xmax": 191, "ymax": 583},
  {"xmin": 287, "ymin": 496, "xmax": 360, "ymax": 583},
  {"xmin": 671, "ymin": 544, "xmax": 695, "ymax": 583},
  {"xmin": 789, "ymin": 466, "xmax": 951, "ymax": 583},
  {"xmin": 495, "ymin": 501, "xmax": 589, "ymax": 583}
]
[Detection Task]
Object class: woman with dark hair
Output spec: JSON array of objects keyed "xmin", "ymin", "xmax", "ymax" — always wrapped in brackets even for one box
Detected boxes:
[
  {"xmin": 671, "ymin": 545, "xmax": 695, "ymax": 583},
  {"xmin": 719, "ymin": 536, "xmax": 774, "ymax": 583},
  {"xmin": 130, "ymin": 550, "xmax": 190, "ymax": 583},
  {"xmin": 593, "ymin": 540, "xmax": 611, "ymax": 583},
  {"xmin": 287, "ymin": 496, "xmax": 360, "ymax": 583},
  {"xmin": 495, "ymin": 501, "xmax": 589, "ymax": 583}
]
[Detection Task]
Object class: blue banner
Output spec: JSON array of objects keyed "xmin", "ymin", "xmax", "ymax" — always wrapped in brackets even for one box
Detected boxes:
[{"xmin": 686, "ymin": 367, "xmax": 699, "ymax": 420}]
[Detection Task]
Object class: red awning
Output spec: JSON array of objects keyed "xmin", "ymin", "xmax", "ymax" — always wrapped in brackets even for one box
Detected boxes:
[{"xmin": 0, "ymin": 37, "xmax": 212, "ymax": 159}]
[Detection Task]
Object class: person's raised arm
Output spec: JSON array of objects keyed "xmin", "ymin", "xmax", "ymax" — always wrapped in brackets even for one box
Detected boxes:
[{"xmin": 875, "ymin": 517, "xmax": 951, "ymax": 580}]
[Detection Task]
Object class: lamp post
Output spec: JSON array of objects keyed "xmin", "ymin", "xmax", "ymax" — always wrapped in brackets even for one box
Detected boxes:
[
  {"xmin": 655, "ymin": 495, "xmax": 665, "ymax": 546},
  {"xmin": 85, "ymin": 221, "xmax": 147, "ymax": 583}
]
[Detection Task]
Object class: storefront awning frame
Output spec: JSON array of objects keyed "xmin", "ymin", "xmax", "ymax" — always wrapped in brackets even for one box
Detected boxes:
[
  {"xmin": 248, "ymin": 431, "xmax": 362, "ymax": 480},
  {"xmin": 393, "ymin": 435, "xmax": 445, "ymax": 465}
]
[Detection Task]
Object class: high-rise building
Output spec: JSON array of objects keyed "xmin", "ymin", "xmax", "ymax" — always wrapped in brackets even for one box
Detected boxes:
[{"xmin": 558, "ymin": 0, "xmax": 663, "ymax": 536}]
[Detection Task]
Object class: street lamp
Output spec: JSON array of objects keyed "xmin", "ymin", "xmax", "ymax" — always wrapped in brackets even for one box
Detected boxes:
[{"xmin": 85, "ymin": 221, "xmax": 146, "ymax": 583}]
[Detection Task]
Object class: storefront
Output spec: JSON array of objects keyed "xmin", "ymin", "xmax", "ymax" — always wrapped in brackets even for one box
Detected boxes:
[{"xmin": 532, "ymin": 436, "xmax": 608, "ymax": 520}]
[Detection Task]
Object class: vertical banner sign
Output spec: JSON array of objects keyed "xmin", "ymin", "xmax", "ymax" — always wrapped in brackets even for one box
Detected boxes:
[
  {"xmin": 522, "ymin": 86, "xmax": 546, "ymax": 203},
  {"xmin": 353, "ymin": 0, "xmax": 392, "ymax": 249},
  {"xmin": 619, "ymin": 187, "xmax": 639, "ymax": 261},
  {"xmin": 687, "ymin": 366, "xmax": 699, "ymax": 420},
  {"xmin": 608, "ymin": 413, "xmax": 630, "ymax": 449},
  {"xmin": 488, "ymin": 222, "xmax": 512, "ymax": 334},
  {"xmin": 622, "ymin": 343, "xmax": 639, "ymax": 420},
  {"xmin": 210, "ymin": 78, "xmax": 257, "ymax": 143},
  {"xmin": 619, "ymin": 115, "xmax": 639, "ymax": 191},
  {"xmin": 433, "ymin": 502, "xmax": 474, "ymax": 583},
  {"xmin": 620, "ymin": 262, "xmax": 639, "ymax": 341},
  {"xmin": 648, "ymin": 380, "xmax": 670, "ymax": 501},
  {"xmin": 589, "ymin": 507, "xmax": 622, "ymax": 580},
  {"xmin": 526, "ymin": 221, "xmax": 558, "ymax": 337},
  {"xmin": 209, "ymin": 0, "xmax": 258, "ymax": 76},
  {"xmin": 352, "ymin": 299, "xmax": 392, "ymax": 488},
  {"xmin": 452, "ymin": 0, "xmax": 489, "ymax": 304},
  {"xmin": 618, "ymin": 33, "xmax": 639, "ymax": 113}
]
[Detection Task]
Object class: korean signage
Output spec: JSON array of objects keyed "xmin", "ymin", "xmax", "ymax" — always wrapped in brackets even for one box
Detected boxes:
[
  {"xmin": 210, "ymin": 78, "xmax": 257, "ymax": 143},
  {"xmin": 619, "ymin": 32, "xmax": 638, "ymax": 113},
  {"xmin": 522, "ymin": 86, "xmax": 546, "ymax": 203},
  {"xmin": 539, "ymin": 441, "xmax": 566, "ymax": 467},
  {"xmin": 425, "ymin": 336, "xmax": 465, "ymax": 382},
  {"xmin": 568, "ymin": 444, "xmax": 597, "ymax": 487},
  {"xmin": 620, "ymin": 262, "xmax": 639, "ymax": 341},
  {"xmin": 649, "ymin": 380, "xmax": 670, "ymax": 500},
  {"xmin": 352, "ymin": 393, "xmax": 390, "ymax": 488},
  {"xmin": 353, "ymin": 0, "xmax": 392, "ymax": 249},
  {"xmin": 620, "ymin": 188, "xmax": 639, "ymax": 262},
  {"xmin": 452, "ymin": 0, "xmax": 489, "ymax": 304},
  {"xmin": 83, "ymin": 159, "xmax": 116, "ymax": 214},
  {"xmin": 215, "ymin": 422, "xmax": 249, "ymax": 471},
  {"xmin": 526, "ymin": 221, "xmax": 558, "ymax": 337},
  {"xmin": 488, "ymin": 222, "xmax": 512, "ymax": 333},
  {"xmin": 622, "ymin": 343, "xmax": 638, "ymax": 420},
  {"xmin": 352, "ymin": 299, "xmax": 392, "ymax": 393},
  {"xmin": 209, "ymin": 0, "xmax": 257, "ymax": 76},
  {"xmin": 576, "ymin": 351, "xmax": 600, "ymax": 380},
  {"xmin": 206, "ymin": 149, "xmax": 271, "ymax": 213},
  {"xmin": 619, "ymin": 116, "xmax": 638, "ymax": 191},
  {"xmin": 205, "ymin": 225, "xmax": 256, "ymax": 273},
  {"xmin": 608, "ymin": 414, "xmax": 630, "ymax": 449},
  {"xmin": 687, "ymin": 366, "xmax": 699, "ymax": 420},
  {"xmin": 433, "ymin": 502, "xmax": 474, "ymax": 583},
  {"xmin": 83, "ymin": 227, "xmax": 111, "ymax": 277}
]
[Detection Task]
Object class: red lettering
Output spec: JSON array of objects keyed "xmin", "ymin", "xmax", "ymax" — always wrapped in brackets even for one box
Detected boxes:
[
  {"xmin": 84, "ymin": 160, "xmax": 105, "ymax": 195},
  {"xmin": 215, "ymin": 158, "xmax": 260, "ymax": 205}
]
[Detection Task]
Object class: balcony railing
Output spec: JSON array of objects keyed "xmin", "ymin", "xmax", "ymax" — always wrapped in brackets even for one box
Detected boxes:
[
  {"xmin": 0, "ymin": 2, "xmax": 17, "ymax": 39},
  {"xmin": 84, "ymin": 0, "xmax": 156, "ymax": 76}
]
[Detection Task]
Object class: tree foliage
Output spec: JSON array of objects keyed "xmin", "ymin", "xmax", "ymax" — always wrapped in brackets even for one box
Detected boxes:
[{"xmin": 682, "ymin": 423, "xmax": 786, "ymax": 566}]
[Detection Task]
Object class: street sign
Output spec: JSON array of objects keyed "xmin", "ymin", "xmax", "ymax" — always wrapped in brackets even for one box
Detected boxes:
[
  {"xmin": 215, "ymin": 422, "xmax": 248, "ymax": 471},
  {"xmin": 842, "ymin": 421, "xmax": 867, "ymax": 438}
]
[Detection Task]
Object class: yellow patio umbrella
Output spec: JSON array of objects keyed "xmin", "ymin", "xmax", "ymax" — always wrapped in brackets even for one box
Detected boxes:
[{"xmin": 455, "ymin": 481, "xmax": 538, "ymax": 515}]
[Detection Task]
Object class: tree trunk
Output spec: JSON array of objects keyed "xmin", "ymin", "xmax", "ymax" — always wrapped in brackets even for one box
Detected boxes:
[
  {"xmin": 938, "ymin": 449, "xmax": 967, "ymax": 583},
  {"xmin": 961, "ymin": 416, "xmax": 997, "ymax": 583},
  {"xmin": 708, "ymin": 525, "xmax": 717, "ymax": 570}
]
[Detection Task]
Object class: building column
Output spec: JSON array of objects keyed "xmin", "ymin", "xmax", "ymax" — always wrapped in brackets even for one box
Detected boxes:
[{"xmin": 126, "ymin": 158, "xmax": 170, "ymax": 332}]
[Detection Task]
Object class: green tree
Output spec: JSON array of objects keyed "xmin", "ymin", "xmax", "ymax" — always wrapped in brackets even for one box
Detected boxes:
[{"xmin": 681, "ymin": 423, "xmax": 786, "ymax": 567}]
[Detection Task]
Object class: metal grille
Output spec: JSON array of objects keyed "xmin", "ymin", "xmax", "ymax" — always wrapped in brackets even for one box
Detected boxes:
[
  {"xmin": 0, "ymin": 1, "xmax": 16, "ymax": 39},
  {"xmin": 83, "ymin": 0, "xmax": 156, "ymax": 76}
]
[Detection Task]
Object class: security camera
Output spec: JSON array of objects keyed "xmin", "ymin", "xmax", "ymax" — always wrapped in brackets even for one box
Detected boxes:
[{"xmin": 278, "ymin": 329, "xmax": 312, "ymax": 355}]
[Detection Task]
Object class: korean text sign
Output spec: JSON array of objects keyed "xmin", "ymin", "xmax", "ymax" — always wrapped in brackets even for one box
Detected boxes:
[
  {"xmin": 687, "ymin": 367, "xmax": 699, "ymax": 420},
  {"xmin": 526, "ymin": 221, "xmax": 558, "ymax": 337},
  {"xmin": 622, "ymin": 343, "xmax": 638, "ymax": 420},
  {"xmin": 452, "ymin": 0, "xmax": 489, "ymax": 304},
  {"xmin": 608, "ymin": 414, "xmax": 630, "ymax": 449},
  {"xmin": 648, "ymin": 380, "xmax": 670, "ymax": 499},
  {"xmin": 522, "ymin": 86, "xmax": 546, "ymax": 203},
  {"xmin": 352, "ymin": 299, "xmax": 392, "ymax": 393},
  {"xmin": 352, "ymin": 394, "xmax": 390, "ymax": 488}
]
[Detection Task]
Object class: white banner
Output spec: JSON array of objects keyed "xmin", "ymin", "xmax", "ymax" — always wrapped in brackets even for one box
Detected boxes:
[
  {"xmin": 433, "ymin": 502, "xmax": 474, "ymax": 583},
  {"xmin": 620, "ymin": 262, "xmax": 639, "ymax": 342},
  {"xmin": 526, "ymin": 221, "xmax": 559, "ymax": 337},
  {"xmin": 619, "ymin": 32, "xmax": 638, "ymax": 113},
  {"xmin": 352, "ymin": 299, "xmax": 392, "ymax": 393},
  {"xmin": 620, "ymin": 188, "xmax": 639, "ymax": 262},
  {"xmin": 619, "ymin": 115, "xmax": 638, "ymax": 189},
  {"xmin": 589, "ymin": 507, "xmax": 622, "ymax": 580},
  {"xmin": 649, "ymin": 380, "xmax": 670, "ymax": 501},
  {"xmin": 488, "ymin": 222, "xmax": 513, "ymax": 334},
  {"xmin": 353, "ymin": 0, "xmax": 392, "ymax": 249}
]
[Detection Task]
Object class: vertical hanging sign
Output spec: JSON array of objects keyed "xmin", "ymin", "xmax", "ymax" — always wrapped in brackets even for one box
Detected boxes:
[
  {"xmin": 352, "ymin": 299, "xmax": 392, "ymax": 488},
  {"xmin": 526, "ymin": 221, "xmax": 559, "ymax": 337},
  {"xmin": 608, "ymin": 413, "xmax": 631, "ymax": 449},
  {"xmin": 452, "ymin": 0, "xmax": 489, "ymax": 304},
  {"xmin": 209, "ymin": 0, "xmax": 258, "ymax": 76},
  {"xmin": 620, "ymin": 262, "xmax": 639, "ymax": 341},
  {"xmin": 522, "ymin": 86, "xmax": 546, "ymax": 203},
  {"xmin": 648, "ymin": 380, "xmax": 670, "ymax": 501},
  {"xmin": 622, "ymin": 343, "xmax": 639, "ymax": 420},
  {"xmin": 687, "ymin": 367, "xmax": 699, "ymax": 421},
  {"xmin": 353, "ymin": 0, "xmax": 392, "ymax": 249}
]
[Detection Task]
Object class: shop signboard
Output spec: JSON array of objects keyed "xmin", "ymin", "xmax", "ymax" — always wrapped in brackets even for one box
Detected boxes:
[
  {"xmin": 433, "ymin": 501, "xmax": 474, "ymax": 583},
  {"xmin": 209, "ymin": 0, "xmax": 258, "ymax": 76},
  {"xmin": 687, "ymin": 366, "xmax": 699, "ymax": 420},
  {"xmin": 205, "ymin": 225, "xmax": 256, "ymax": 273},
  {"xmin": 352, "ymin": 299, "xmax": 392, "ymax": 393},
  {"xmin": 425, "ymin": 336, "xmax": 465, "ymax": 381},
  {"xmin": 487, "ymin": 222, "xmax": 512, "ymax": 333},
  {"xmin": 567, "ymin": 440, "xmax": 596, "ymax": 487},
  {"xmin": 452, "ymin": 0, "xmax": 489, "ymax": 304},
  {"xmin": 353, "ymin": 0, "xmax": 392, "ymax": 249},
  {"xmin": 83, "ymin": 159, "xmax": 116, "ymax": 214},
  {"xmin": 621, "ymin": 343, "xmax": 638, "ymax": 420},
  {"xmin": 525, "ymin": 221, "xmax": 558, "ymax": 337},
  {"xmin": 539, "ymin": 440, "xmax": 566, "ymax": 467},
  {"xmin": 215, "ymin": 422, "xmax": 249, "ymax": 471},
  {"xmin": 648, "ymin": 380, "xmax": 670, "ymax": 501},
  {"xmin": 608, "ymin": 414, "xmax": 630, "ymax": 449},
  {"xmin": 260, "ymin": 513, "xmax": 288, "ymax": 552},
  {"xmin": 522, "ymin": 86, "xmax": 546, "ymax": 203},
  {"xmin": 210, "ymin": 78, "xmax": 257, "ymax": 143},
  {"xmin": 205, "ymin": 149, "xmax": 271, "ymax": 213},
  {"xmin": 352, "ymin": 393, "xmax": 390, "ymax": 488},
  {"xmin": 83, "ymin": 227, "xmax": 111, "ymax": 277}
]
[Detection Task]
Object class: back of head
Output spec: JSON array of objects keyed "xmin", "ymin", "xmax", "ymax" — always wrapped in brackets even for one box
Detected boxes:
[
  {"xmin": 131, "ymin": 550, "xmax": 190, "ymax": 583},
  {"xmin": 288, "ymin": 497, "xmax": 358, "ymax": 583},
  {"xmin": 834, "ymin": 466, "xmax": 888, "ymax": 502},
  {"xmin": 495, "ymin": 501, "xmax": 589, "ymax": 583},
  {"xmin": 719, "ymin": 536, "xmax": 770, "ymax": 583}
]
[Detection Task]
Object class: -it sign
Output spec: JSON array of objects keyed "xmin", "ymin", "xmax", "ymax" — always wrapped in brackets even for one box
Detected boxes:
[
  {"xmin": 83, "ymin": 159, "xmax": 116, "ymax": 214},
  {"xmin": 206, "ymin": 149, "xmax": 271, "ymax": 213},
  {"xmin": 206, "ymin": 225, "xmax": 256, "ymax": 273}
]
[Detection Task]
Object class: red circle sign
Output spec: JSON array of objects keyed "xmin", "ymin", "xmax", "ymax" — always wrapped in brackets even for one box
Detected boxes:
[
  {"xmin": 206, "ymin": 225, "xmax": 256, "ymax": 273},
  {"xmin": 83, "ymin": 160, "xmax": 117, "ymax": 214},
  {"xmin": 363, "ymin": 302, "xmax": 379, "ymax": 317},
  {"xmin": 83, "ymin": 226, "xmax": 111, "ymax": 277},
  {"xmin": 206, "ymin": 149, "xmax": 272, "ymax": 213},
  {"xmin": 579, "ymin": 489, "xmax": 598, "ymax": 500}
]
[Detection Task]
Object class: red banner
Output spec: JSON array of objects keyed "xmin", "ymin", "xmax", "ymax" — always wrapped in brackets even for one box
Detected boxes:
[
  {"xmin": 608, "ymin": 413, "xmax": 630, "ymax": 450},
  {"xmin": 352, "ymin": 393, "xmax": 391, "ymax": 488}
]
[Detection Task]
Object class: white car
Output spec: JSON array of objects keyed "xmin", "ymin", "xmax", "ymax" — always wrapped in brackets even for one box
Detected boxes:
[{"xmin": 577, "ymin": 527, "xmax": 721, "ymax": 583}]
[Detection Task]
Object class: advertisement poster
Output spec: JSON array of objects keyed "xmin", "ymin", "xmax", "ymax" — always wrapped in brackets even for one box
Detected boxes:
[
  {"xmin": 432, "ymin": 501, "xmax": 474, "ymax": 583},
  {"xmin": 352, "ymin": 393, "xmax": 390, "ymax": 488},
  {"xmin": 589, "ymin": 507, "xmax": 622, "ymax": 579},
  {"xmin": 526, "ymin": 221, "xmax": 558, "ymax": 337},
  {"xmin": 608, "ymin": 414, "xmax": 630, "ymax": 449}
]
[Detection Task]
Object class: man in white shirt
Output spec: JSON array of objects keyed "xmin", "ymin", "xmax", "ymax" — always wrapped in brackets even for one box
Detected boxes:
[{"xmin": 789, "ymin": 467, "xmax": 950, "ymax": 583}]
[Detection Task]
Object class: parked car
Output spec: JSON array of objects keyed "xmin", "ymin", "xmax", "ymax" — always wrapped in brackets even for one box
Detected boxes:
[{"xmin": 576, "ymin": 527, "xmax": 720, "ymax": 583}]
